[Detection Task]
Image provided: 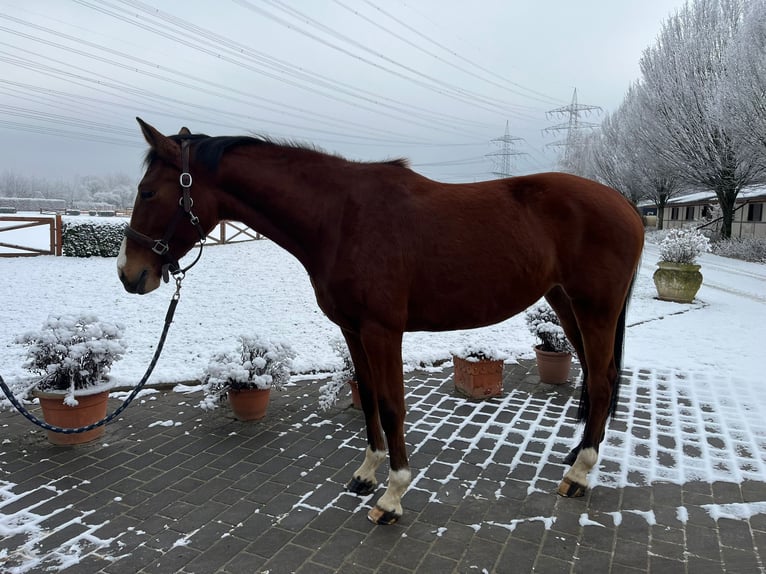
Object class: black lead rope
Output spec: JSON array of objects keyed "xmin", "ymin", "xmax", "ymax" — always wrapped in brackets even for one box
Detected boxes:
[{"xmin": 0, "ymin": 275, "xmax": 185, "ymax": 435}]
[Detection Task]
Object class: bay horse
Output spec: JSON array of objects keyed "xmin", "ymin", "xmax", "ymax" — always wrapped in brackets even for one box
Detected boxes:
[{"xmin": 118, "ymin": 119, "xmax": 644, "ymax": 525}]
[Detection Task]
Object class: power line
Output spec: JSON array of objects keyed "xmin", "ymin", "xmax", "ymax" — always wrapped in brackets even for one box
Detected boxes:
[{"xmin": 360, "ymin": 0, "xmax": 564, "ymax": 108}]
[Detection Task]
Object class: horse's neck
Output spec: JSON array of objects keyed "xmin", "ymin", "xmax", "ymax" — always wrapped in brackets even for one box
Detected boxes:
[{"xmin": 217, "ymin": 150, "xmax": 345, "ymax": 271}]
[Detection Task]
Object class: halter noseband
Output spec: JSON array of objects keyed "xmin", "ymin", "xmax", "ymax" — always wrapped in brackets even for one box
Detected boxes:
[{"xmin": 124, "ymin": 139, "xmax": 207, "ymax": 282}]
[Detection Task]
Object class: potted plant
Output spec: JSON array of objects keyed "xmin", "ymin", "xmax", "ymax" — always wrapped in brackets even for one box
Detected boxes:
[
  {"xmin": 451, "ymin": 342, "xmax": 508, "ymax": 399},
  {"xmin": 318, "ymin": 338, "xmax": 360, "ymax": 411},
  {"xmin": 653, "ymin": 227, "xmax": 711, "ymax": 303},
  {"xmin": 524, "ymin": 301, "xmax": 574, "ymax": 385},
  {"xmin": 15, "ymin": 314, "xmax": 127, "ymax": 445},
  {"xmin": 200, "ymin": 335, "xmax": 294, "ymax": 421}
]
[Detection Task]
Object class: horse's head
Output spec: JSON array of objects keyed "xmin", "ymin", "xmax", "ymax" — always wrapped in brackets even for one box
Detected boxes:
[{"xmin": 118, "ymin": 118, "xmax": 215, "ymax": 294}]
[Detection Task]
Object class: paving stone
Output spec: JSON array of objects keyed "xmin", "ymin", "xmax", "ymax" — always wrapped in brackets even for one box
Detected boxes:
[{"xmin": 0, "ymin": 364, "xmax": 764, "ymax": 573}]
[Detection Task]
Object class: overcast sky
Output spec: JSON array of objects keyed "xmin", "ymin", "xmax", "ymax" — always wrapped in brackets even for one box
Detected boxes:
[{"xmin": 0, "ymin": 0, "xmax": 685, "ymax": 184}]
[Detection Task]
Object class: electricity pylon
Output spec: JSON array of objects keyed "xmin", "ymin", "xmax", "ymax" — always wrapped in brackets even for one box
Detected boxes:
[
  {"xmin": 544, "ymin": 88, "xmax": 601, "ymax": 167},
  {"xmin": 486, "ymin": 121, "xmax": 527, "ymax": 178}
]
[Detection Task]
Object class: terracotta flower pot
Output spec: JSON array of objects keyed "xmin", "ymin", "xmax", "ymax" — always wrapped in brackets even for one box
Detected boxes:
[
  {"xmin": 452, "ymin": 355, "xmax": 503, "ymax": 399},
  {"xmin": 348, "ymin": 380, "xmax": 362, "ymax": 409},
  {"xmin": 227, "ymin": 387, "xmax": 271, "ymax": 421},
  {"xmin": 34, "ymin": 390, "xmax": 110, "ymax": 445},
  {"xmin": 534, "ymin": 346, "xmax": 572, "ymax": 385},
  {"xmin": 653, "ymin": 261, "xmax": 703, "ymax": 303}
]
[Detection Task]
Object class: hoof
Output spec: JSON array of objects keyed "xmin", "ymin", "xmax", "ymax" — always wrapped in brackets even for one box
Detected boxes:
[
  {"xmin": 557, "ymin": 476, "xmax": 587, "ymax": 498},
  {"xmin": 346, "ymin": 476, "xmax": 376, "ymax": 496},
  {"xmin": 367, "ymin": 505, "xmax": 401, "ymax": 525}
]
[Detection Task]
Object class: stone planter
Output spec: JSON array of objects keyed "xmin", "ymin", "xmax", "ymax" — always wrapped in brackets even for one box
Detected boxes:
[
  {"xmin": 34, "ymin": 390, "xmax": 110, "ymax": 445},
  {"xmin": 533, "ymin": 346, "xmax": 572, "ymax": 385},
  {"xmin": 653, "ymin": 261, "xmax": 703, "ymax": 303},
  {"xmin": 452, "ymin": 355, "xmax": 503, "ymax": 399}
]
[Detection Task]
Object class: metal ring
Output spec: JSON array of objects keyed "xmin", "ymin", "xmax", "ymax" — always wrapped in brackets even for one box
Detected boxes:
[
  {"xmin": 179, "ymin": 172, "xmax": 192, "ymax": 188},
  {"xmin": 179, "ymin": 196, "xmax": 194, "ymax": 208}
]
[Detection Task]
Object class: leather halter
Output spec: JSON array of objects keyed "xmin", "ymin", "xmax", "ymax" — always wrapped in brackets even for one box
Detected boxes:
[{"xmin": 124, "ymin": 139, "xmax": 207, "ymax": 282}]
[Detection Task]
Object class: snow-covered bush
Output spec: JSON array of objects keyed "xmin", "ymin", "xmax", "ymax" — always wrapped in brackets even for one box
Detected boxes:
[
  {"xmin": 524, "ymin": 301, "xmax": 573, "ymax": 354},
  {"xmin": 711, "ymin": 236, "xmax": 766, "ymax": 263},
  {"xmin": 318, "ymin": 338, "xmax": 356, "ymax": 411},
  {"xmin": 15, "ymin": 314, "xmax": 126, "ymax": 405},
  {"xmin": 658, "ymin": 227, "xmax": 711, "ymax": 264},
  {"xmin": 62, "ymin": 219, "xmax": 127, "ymax": 257},
  {"xmin": 451, "ymin": 341, "xmax": 509, "ymax": 362},
  {"xmin": 199, "ymin": 335, "xmax": 295, "ymax": 410}
]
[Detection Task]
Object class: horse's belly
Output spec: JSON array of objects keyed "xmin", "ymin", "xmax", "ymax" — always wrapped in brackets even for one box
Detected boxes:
[{"xmin": 405, "ymin": 291, "xmax": 538, "ymax": 332}]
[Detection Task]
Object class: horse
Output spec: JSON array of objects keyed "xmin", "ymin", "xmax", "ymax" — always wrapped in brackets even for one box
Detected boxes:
[{"xmin": 118, "ymin": 118, "xmax": 644, "ymax": 525}]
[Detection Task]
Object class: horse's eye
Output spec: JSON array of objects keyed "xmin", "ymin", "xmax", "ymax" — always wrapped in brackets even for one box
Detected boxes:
[{"xmin": 139, "ymin": 190, "xmax": 155, "ymax": 200}]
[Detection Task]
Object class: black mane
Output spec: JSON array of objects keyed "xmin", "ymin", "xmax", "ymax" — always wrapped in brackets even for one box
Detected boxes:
[{"xmin": 143, "ymin": 132, "xmax": 409, "ymax": 172}]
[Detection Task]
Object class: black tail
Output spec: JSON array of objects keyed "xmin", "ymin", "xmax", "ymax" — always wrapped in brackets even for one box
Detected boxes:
[{"xmin": 576, "ymin": 265, "xmax": 639, "ymax": 421}]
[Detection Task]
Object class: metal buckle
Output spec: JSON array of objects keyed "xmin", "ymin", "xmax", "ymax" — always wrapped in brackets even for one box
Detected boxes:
[
  {"xmin": 179, "ymin": 172, "xmax": 192, "ymax": 188},
  {"xmin": 152, "ymin": 240, "xmax": 170, "ymax": 256}
]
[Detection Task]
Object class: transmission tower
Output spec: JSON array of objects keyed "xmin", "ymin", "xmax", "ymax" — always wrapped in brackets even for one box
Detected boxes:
[
  {"xmin": 486, "ymin": 121, "xmax": 527, "ymax": 178},
  {"xmin": 544, "ymin": 88, "xmax": 602, "ymax": 166}
]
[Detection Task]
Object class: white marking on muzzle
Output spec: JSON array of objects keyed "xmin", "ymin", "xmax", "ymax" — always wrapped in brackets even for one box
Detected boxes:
[{"xmin": 116, "ymin": 238, "xmax": 127, "ymax": 272}]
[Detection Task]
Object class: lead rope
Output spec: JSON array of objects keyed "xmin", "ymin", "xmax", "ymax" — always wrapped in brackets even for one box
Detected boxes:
[{"xmin": 0, "ymin": 274, "xmax": 187, "ymax": 435}]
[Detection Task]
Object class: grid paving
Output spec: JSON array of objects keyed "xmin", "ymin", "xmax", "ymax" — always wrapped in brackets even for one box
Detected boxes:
[{"xmin": 1, "ymin": 360, "xmax": 764, "ymax": 573}]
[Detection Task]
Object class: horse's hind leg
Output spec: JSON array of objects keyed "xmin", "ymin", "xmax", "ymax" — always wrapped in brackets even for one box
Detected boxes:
[
  {"xmin": 544, "ymin": 287, "xmax": 589, "ymax": 466},
  {"xmin": 343, "ymin": 330, "xmax": 387, "ymax": 497},
  {"xmin": 557, "ymin": 303, "xmax": 621, "ymax": 498}
]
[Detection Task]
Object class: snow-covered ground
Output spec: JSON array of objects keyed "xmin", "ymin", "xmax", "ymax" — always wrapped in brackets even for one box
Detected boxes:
[{"xmin": 1, "ymin": 234, "xmax": 765, "ymax": 572}]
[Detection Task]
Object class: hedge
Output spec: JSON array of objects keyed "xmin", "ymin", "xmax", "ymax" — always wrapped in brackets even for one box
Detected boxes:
[{"xmin": 62, "ymin": 219, "xmax": 127, "ymax": 257}]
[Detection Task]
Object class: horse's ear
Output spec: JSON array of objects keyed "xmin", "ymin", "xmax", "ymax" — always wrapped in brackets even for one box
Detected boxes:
[
  {"xmin": 178, "ymin": 126, "xmax": 192, "ymax": 136},
  {"xmin": 136, "ymin": 117, "xmax": 181, "ymax": 166}
]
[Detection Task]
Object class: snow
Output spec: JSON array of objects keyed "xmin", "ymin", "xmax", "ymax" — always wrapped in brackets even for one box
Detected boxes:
[{"xmin": 0, "ymin": 233, "xmax": 764, "ymax": 570}]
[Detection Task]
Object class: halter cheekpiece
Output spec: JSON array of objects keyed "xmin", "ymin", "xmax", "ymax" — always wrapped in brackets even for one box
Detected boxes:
[{"xmin": 124, "ymin": 139, "xmax": 207, "ymax": 282}]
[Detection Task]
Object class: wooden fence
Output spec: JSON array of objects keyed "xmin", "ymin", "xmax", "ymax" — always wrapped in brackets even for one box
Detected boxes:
[
  {"xmin": 0, "ymin": 216, "xmax": 260, "ymax": 258},
  {"xmin": 0, "ymin": 215, "xmax": 62, "ymax": 257},
  {"xmin": 206, "ymin": 221, "xmax": 262, "ymax": 245}
]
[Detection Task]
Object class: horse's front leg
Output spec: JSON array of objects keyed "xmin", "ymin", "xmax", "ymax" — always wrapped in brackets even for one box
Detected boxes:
[
  {"xmin": 342, "ymin": 330, "xmax": 387, "ymax": 497},
  {"xmin": 353, "ymin": 326, "xmax": 409, "ymax": 525}
]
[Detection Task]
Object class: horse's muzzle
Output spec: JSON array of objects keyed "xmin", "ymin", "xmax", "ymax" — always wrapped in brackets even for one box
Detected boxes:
[{"xmin": 119, "ymin": 268, "xmax": 149, "ymax": 294}]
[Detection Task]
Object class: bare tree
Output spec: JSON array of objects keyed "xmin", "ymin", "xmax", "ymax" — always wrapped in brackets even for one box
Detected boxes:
[{"xmin": 638, "ymin": 0, "xmax": 765, "ymax": 238}]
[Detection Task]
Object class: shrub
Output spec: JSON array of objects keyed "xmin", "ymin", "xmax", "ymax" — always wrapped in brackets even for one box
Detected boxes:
[
  {"xmin": 451, "ymin": 341, "xmax": 509, "ymax": 362},
  {"xmin": 525, "ymin": 301, "xmax": 573, "ymax": 354},
  {"xmin": 318, "ymin": 338, "xmax": 356, "ymax": 411},
  {"xmin": 658, "ymin": 228, "xmax": 711, "ymax": 264},
  {"xmin": 711, "ymin": 237, "xmax": 766, "ymax": 263},
  {"xmin": 62, "ymin": 219, "xmax": 126, "ymax": 257},
  {"xmin": 200, "ymin": 335, "xmax": 295, "ymax": 411},
  {"xmin": 16, "ymin": 314, "xmax": 127, "ymax": 405}
]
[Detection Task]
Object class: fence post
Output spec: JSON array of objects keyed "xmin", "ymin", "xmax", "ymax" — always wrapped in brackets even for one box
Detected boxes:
[{"xmin": 55, "ymin": 214, "xmax": 63, "ymax": 256}]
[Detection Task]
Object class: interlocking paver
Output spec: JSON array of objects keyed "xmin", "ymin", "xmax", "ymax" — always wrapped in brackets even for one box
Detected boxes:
[{"xmin": 1, "ymin": 360, "xmax": 765, "ymax": 572}]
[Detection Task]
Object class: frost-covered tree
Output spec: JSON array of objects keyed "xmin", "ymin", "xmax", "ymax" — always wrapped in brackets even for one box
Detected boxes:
[
  {"xmin": 721, "ymin": 0, "xmax": 766, "ymax": 169},
  {"xmin": 617, "ymin": 85, "xmax": 684, "ymax": 229},
  {"xmin": 637, "ymin": 0, "xmax": 765, "ymax": 238},
  {"xmin": 590, "ymin": 111, "xmax": 646, "ymax": 204}
]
